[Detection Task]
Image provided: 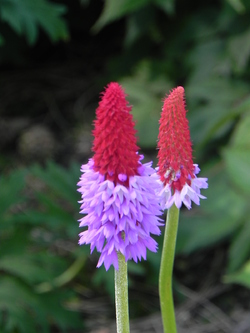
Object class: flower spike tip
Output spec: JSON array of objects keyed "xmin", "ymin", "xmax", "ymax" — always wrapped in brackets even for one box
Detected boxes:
[{"xmin": 157, "ymin": 86, "xmax": 208, "ymax": 210}]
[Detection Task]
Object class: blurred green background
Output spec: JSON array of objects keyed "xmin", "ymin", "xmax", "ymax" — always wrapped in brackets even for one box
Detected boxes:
[{"xmin": 0, "ymin": 0, "xmax": 250, "ymax": 332}]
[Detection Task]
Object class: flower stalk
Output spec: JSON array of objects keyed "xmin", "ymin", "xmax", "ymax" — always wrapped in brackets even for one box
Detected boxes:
[
  {"xmin": 159, "ymin": 204, "xmax": 179, "ymax": 333},
  {"xmin": 115, "ymin": 252, "xmax": 130, "ymax": 333},
  {"xmin": 157, "ymin": 86, "xmax": 208, "ymax": 332},
  {"xmin": 77, "ymin": 82, "xmax": 162, "ymax": 333}
]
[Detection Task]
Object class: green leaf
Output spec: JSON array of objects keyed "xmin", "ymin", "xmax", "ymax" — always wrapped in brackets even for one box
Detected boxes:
[
  {"xmin": 187, "ymin": 40, "xmax": 224, "ymax": 83},
  {"xmin": 127, "ymin": 260, "xmax": 145, "ymax": 275},
  {"xmin": 25, "ymin": 208, "xmax": 78, "ymax": 239},
  {"xmin": 39, "ymin": 291, "xmax": 83, "ymax": 331},
  {"xmin": 0, "ymin": 276, "xmax": 49, "ymax": 333},
  {"xmin": 0, "ymin": 0, "xmax": 69, "ymax": 44},
  {"xmin": 0, "ymin": 276, "xmax": 81, "ymax": 332},
  {"xmin": 231, "ymin": 112, "xmax": 250, "ymax": 148},
  {"xmin": 92, "ymin": 0, "xmax": 150, "ymax": 32},
  {"xmin": 0, "ymin": 251, "xmax": 68, "ymax": 285},
  {"xmin": 120, "ymin": 61, "xmax": 172, "ymax": 148},
  {"xmin": 228, "ymin": 220, "xmax": 250, "ymax": 272},
  {"xmin": 223, "ymin": 148, "xmax": 250, "ymax": 195},
  {"xmin": 31, "ymin": 161, "xmax": 80, "ymax": 208},
  {"xmin": 187, "ymin": 78, "xmax": 249, "ymax": 147},
  {"xmin": 228, "ymin": 29, "xmax": 250, "ymax": 73},
  {"xmin": 0, "ymin": 228, "xmax": 29, "ymax": 257},
  {"xmin": 224, "ymin": 260, "xmax": 250, "ymax": 288},
  {"xmin": 0, "ymin": 168, "xmax": 27, "ymax": 217},
  {"xmin": 178, "ymin": 215, "xmax": 241, "ymax": 254},
  {"xmin": 201, "ymin": 165, "xmax": 247, "ymax": 217},
  {"xmin": 225, "ymin": 0, "xmax": 245, "ymax": 13},
  {"xmin": 154, "ymin": 0, "xmax": 175, "ymax": 15},
  {"xmin": 178, "ymin": 165, "xmax": 247, "ymax": 254},
  {"xmin": 93, "ymin": 265, "xmax": 115, "ymax": 300}
]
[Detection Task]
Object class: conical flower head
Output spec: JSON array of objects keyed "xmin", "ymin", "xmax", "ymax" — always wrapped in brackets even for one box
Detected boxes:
[
  {"xmin": 78, "ymin": 82, "xmax": 162, "ymax": 270},
  {"xmin": 157, "ymin": 86, "xmax": 208, "ymax": 210},
  {"xmin": 92, "ymin": 82, "xmax": 140, "ymax": 184},
  {"xmin": 158, "ymin": 86, "xmax": 194, "ymax": 191}
]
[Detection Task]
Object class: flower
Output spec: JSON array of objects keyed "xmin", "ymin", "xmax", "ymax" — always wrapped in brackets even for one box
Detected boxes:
[
  {"xmin": 78, "ymin": 82, "xmax": 162, "ymax": 270},
  {"xmin": 157, "ymin": 86, "xmax": 208, "ymax": 210}
]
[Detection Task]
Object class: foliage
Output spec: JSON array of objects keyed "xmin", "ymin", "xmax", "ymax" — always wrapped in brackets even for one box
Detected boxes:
[
  {"xmin": 0, "ymin": 0, "xmax": 69, "ymax": 45},
  {"xmin": 120, "ymin": 61, "xmax": 172, "ymax": 147},
  {"xmin": 0, "ymin": 164, "xmax": 85, "ymax": 333},
  {"xmin": 224, "ymin": 260, "xmax": 250, "ymax": 288},
  {"xmin": 94, "ymin": 0, "xmax": 250, "ymax": 288},
  {"xmin": 1, "ymin": 0, "xmax": 250, "ymax": 329}
]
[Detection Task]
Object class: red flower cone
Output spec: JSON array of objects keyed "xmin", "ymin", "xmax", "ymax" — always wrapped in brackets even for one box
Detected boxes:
[{"xmin": 157, "ymin": 86, "xmax": 208, "ymax": 209}]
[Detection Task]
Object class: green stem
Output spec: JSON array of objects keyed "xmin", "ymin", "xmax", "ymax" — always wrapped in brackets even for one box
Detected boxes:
[
  {"xmin": 35, "ymin": 256, "xmax": 86, "ymax": 293},
  {"xmin": 159, "ymin": 204, "xmax": 180, "ymax": 333},
  {"xmin": 115, "ymin": 252, "xmax": 130, "ymax": 333}
]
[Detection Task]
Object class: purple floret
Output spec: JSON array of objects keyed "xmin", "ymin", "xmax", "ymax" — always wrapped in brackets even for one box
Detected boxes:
[
  {"xmin": 78, "ymin": 158, "xmax": 163, "ymax": 270},
  {"xmin": 158, "ymin": 164, "xmax": 208, "ymax": 210}
]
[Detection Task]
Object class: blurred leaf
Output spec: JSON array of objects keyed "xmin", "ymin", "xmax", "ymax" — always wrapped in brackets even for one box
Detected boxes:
[
  {"xmin": 0, "ymin": 276, "xmax": 49, "ymax": 333},
  {"xmin": 124, "ymin": 15, "xmax": 143, "ymax": 47},
  {"xmin": 187, "ymin": 78, "xmax": 249, "ymax": 147},
  {"xmin": 38, "ymin": 291, "xmax": 83, "ymax": 331},
  {"xmin": 38, "ymin": 258, "xmax": 87, "ymax": 293},
  {"xmin": 187, "ymin": 40, "xmax": 223, "ymax": 83},
  {"xmin": 25, "ymin": 208, "xmax": 78, "ymax": 239},
  {"xmin": 0, "ymin": 168, "xmax": 27, "ymax": 217},
  {"xmin": 145, "ymin": 243, "xmax": 162, "ymax": 284},
  {"xmin": 201, "ymin": 166, "xmax": 247, "ymax": 217},
  {"xmin": 225, "ymin": 0, "xmax": 245, "ymax": 13},
  {"xmin": 229, "ymin": 29, "xmax": 250, "ymax": 73},
  {"xmin": 178, "ymin": 164, "xmax": 247, "ymax": 254},
  {"xmin": 93, "ymin": 265, "xmax": 115, "ymax": 300},
  {"xmin": 0, "ymin": 255, "xmax": 49, "ymax": 284},
  {"xmin": 35, "ymin": 191, "xmax": 75, "ymax": 222},
  {"xmin": 0, "ymin": 228, "xmax": 29, "ymax": 257},
  {"xmin": 224, "ymin": 260, "xmax": 250, "ymax": 288},
  {"xmin": 154, "ymin": 0, "xmax": 175, "ymax": 14},
  {"xmin": 223, "ymin": 148, "xmax": 250, "ymax": 195},
  {"xmin": 0, "ymin": 0, "xmax": 69, "ymax": 44},
  {"xmin": 121, "ymin": 61, "xmax": 171, "ymax": 147},
  {"xmin": 231, "ymin": 112, "xmax": 250, "ymax": 147},
  {"xmin": 0, "ymin": 276, "xmax": 82, "ymax": 332},
  {"xmin": 0, "ymin": 251, "xmax": 68, "ymax": 285},
  {"xmin": 124, "ymin": 6, "xmax": 158, "ymax": 47},
  {"xmin": 187, "ymin": 78, "xmax": 247, "ymax": 106},
  {"xmin": 228, "ymin": 220, "xmax": 250, "ymax": 272},
  {"xmin": 178, "ymin": 215, "xmax": 240, "ymax": 254},
  {"xmin": 128, "ymin": 260, "xmax": 145, "ymax": 275},
  {"xmin": 92, "ymin": 0, "xmax": 149, "ymax": 32},
  {"xmin": 0, "ymin": 166, "xmax": 83, "ymax": 331},
  {"xmin": 31, "ymin": 161, "xmax": 80, "ymax": 208}
]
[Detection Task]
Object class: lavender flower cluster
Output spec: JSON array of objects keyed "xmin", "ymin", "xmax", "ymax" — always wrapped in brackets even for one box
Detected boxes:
[{"xmin": 78, "ymin": 157, "xmax": 163, "ymax": 270}]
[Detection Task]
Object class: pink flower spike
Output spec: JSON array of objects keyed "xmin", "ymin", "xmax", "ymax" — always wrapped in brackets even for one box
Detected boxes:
[
  {"xmin": 157, "ymin": 87, "xmax": 208, "ymax": 210},
  {"xmin": 78, "ymin": 82, "xmax": 163, "ymax": 270}
]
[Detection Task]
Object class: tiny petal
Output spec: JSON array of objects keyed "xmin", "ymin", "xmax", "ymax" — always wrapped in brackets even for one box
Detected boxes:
[{"xmin": 118, "ymin": 174, "xmax": 127, "ymax": 182}]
